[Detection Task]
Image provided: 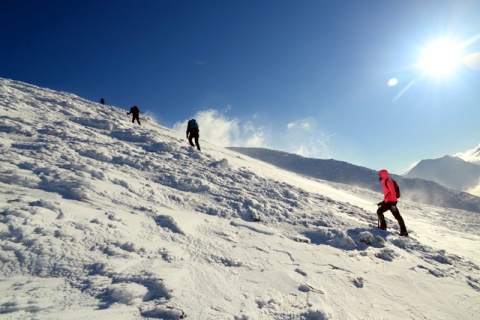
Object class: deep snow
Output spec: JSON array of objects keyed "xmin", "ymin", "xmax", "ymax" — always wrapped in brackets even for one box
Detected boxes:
[{"xmin": 1, "ymin": 78, "xmax": 479, "ymax": 319}]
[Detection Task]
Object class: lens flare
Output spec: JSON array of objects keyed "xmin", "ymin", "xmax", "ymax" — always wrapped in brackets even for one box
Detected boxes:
[
  {"xmin": 387, "ymin": 78, "xmax": 398, "ymax": 87},
  {"xmin": 299, "ymin": 117, "xmax": 318, "ymax": 132},
  {"xmin": 463, "ymin": 52, "xmax": 480, "ymax": 71},
  {"xmin": 288, "ymin": 117, "xmax": 318, "ymax": 132}
]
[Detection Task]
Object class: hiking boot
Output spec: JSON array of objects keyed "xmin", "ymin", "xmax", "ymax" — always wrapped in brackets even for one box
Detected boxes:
[
  {"xmin": 377, "ymin": 226, "xmax": 386, "ymax": 231},
  {"xmin": 399, "ymin": 231, "xmax": 409, "ymax": 237}
]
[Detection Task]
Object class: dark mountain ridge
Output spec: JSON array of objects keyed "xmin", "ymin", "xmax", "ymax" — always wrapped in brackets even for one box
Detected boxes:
[
  {"xmin": 405, "ymin": 155, "xmax": 480, "ymax": 193},
  {"xmin": 228, "ymin": 147, "xmax": 480, "ymax": 213}
]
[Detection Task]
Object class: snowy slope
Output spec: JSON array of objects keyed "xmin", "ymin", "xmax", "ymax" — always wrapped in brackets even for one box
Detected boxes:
[
  {"xmin": 228, "ymin": 147, "xmax": 480, "ymax": 213},
  {"xmin": 1, "ymin": 78, "xmax": 479, "ymax": 319}
]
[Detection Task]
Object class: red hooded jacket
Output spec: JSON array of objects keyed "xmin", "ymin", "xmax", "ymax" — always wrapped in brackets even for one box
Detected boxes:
[{"xmin": 379, "ymin": 169, "xmax": 398, "ymax": 203}]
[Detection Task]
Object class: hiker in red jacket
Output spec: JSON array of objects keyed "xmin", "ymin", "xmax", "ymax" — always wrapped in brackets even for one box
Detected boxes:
[{"xmin": 377, "ymin": 169, "xmax": 408, "ymax": 236}]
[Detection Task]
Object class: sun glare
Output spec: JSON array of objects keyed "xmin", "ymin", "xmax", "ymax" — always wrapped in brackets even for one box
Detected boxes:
[
  {"xmin": 463, "ymin": 52, "xmax": 480, "ymax": 71},
  {"xmin": 418, "ymin": 39, "xmax": 463, "ymax": 77}
]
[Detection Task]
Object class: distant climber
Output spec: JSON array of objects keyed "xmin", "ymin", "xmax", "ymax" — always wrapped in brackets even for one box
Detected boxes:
[
  {"xmin": 100, "ymin": 98, "xmax": 105, "ymax": 105},
  {"xmin": 377, "ymin": 169, "xmax": 408, "ymax": 236},
  {"xmin": 186, "ymin": 119, "xmax": 201, "ymax": 151},
  {"xmin": 127, "ymin": 106, "xmax": 141, "ymax": 125}
]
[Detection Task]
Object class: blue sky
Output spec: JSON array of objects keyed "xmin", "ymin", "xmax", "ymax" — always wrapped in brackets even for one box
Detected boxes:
[{"xmin": 2, "ymin": 0, "xmax": 480, "ymax": 174}]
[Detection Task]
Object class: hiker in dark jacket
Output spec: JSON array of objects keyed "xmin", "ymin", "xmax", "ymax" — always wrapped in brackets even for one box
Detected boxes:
[
  {"xmin": 377, "ymin": 169, "xmax": 408, "ymax": 236},
  {"xmin": 127, "ymin": 106, "xmax": 141, "ymax": 125},
  {"xmin": 186, "ymin": 119, "xmax": 201, "ymax": 151},
  {"xmin": 100, "ymin": 98, "xmax": 105, "ymax": 105}
]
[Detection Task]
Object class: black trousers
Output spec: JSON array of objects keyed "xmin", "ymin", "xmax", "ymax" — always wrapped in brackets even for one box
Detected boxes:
[
  {"xmin": 377, "ymin": 202, "xmax": 407, "ymax": 233},
  {"xmin": 131, "ymin": 113, "xmax": 140, "ymax": 125},
  {"xmin": 188, "ymin": 133, "xmax": 201, "ymax": 151}
]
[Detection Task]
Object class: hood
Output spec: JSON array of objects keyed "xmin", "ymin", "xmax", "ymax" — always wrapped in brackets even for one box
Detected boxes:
[{"xmin": 379, "ymin": 169, "xmax": 390, "ymax": 181}]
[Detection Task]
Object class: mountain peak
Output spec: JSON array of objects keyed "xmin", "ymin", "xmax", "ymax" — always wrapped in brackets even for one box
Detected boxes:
[
  {"xmin": 1, "ymin": 78, "xmax": 480, "ymax": 319},
  {"xmin": 405, "ymin": 154, "xmax": 480, "ymax": 194}
]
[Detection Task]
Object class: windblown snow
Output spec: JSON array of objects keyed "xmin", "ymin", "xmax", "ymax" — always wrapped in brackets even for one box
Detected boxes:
[{"xmin": 0, "ymin": 78, "xmax": 479, "ymax": 319}]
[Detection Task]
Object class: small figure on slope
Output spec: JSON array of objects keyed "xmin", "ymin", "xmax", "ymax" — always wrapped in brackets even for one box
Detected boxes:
[
  {"xmin": 377, "ymin": 169, "xmax": 408, "ymax": 237},
  {"xmin": 186, "ymin": 119, "xmax": 201, "ymax": 151},
  {"xmin": 127, "ymin": 105, "xmax": 141, "ymax": 125}
]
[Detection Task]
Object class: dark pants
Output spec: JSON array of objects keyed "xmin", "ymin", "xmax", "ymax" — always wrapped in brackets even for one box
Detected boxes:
[
  {"xmin": 188, "ymin": 133, "xmax": 201, "ymax": 151},
  {"xmin": 377, "ymin": 202, "xmax": 407, "ymax": 233},
  {"xmin": 132, "ymin": 113, "xmax": 140, "ymax": 125}
]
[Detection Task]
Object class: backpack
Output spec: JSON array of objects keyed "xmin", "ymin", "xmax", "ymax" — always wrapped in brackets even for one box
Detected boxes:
[
  {"xmin": 386, "ymin": 178, "xmax": 400, "ymax": 198},
  {"xmin": 188, "ymin": 119, "xmax": 199, "ymax": 129}
]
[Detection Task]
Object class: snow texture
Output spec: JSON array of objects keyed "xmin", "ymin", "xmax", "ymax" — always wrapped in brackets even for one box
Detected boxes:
[
  {"xmin": 1, "ymin": 78, "xmax": 479, "ymax": 319},
  {"xmin": 228, "ymin": 147, "xmax": 480, "ymax": 212}
]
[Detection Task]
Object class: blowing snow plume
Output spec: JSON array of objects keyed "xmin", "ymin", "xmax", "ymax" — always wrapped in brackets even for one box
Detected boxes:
[{"xmin": 1, "ymin": 78, "xmax": 480, "ymax": 319}]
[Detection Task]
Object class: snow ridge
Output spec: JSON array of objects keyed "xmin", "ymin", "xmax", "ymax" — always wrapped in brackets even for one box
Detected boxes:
[
  {"xmin": 1, "ymin": 78, "xmax": 480, "ymax": 319},
  {"xmin": 228, "ymin": 147, "xmax": 480, "ymax": 212}
]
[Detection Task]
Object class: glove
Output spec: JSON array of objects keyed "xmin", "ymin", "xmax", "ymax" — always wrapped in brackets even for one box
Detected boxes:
[{"xmin": 377, "ymin": 201, "xmax": 384, "ymax": 207}]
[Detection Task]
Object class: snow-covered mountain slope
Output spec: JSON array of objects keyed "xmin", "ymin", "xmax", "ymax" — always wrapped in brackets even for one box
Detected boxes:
[
  {"xmin": 404, "ymin": 155, "xmax": 480, "ymax": 196},
  {"xmin": 229, "ymin": 147, "xmax": 480, "ymax": 212},
  {"xmin": 1, "ymin": 78, "xmax": 479, "ymax": 319}
]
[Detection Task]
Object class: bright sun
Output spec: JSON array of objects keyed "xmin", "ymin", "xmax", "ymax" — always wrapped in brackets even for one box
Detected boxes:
[{"xmin": 418, "ymin": 39, "xmax": 463, "ymax": 77}]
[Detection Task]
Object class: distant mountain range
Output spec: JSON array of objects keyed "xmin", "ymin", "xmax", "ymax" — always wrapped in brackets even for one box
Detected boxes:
[
  {"xmin": 228, "ymin": 147, "xmax": 480, "ymax": 213},
  {"xmin": 404, "ymin": 155, "xmax": 480, "ymax": 196}
]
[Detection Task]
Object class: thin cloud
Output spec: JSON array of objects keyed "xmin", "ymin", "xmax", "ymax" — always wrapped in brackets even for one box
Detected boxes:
[
  {"xmin": 173, "ymin": 111, "xmax": 334, "ymax": 159},
  {"xmin": 285, "ymin": 117, "xmax": 333, "ymax": 159},
  {"xmin": 455, "ymin": 144, "xmax": 480, "ymax": 164},
  {"xmin": 173, "ymin": 109, "xmax": 265, "ymax": 147},
  {"xmin": 466, "ymin": 182, "xmax": 480, "ymax": 197}
]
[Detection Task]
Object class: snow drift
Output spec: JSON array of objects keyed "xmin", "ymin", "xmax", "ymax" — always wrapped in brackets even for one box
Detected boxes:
[{"xmin": 1, "ymin": 78, "xmax": 479, "ymax": 319}]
